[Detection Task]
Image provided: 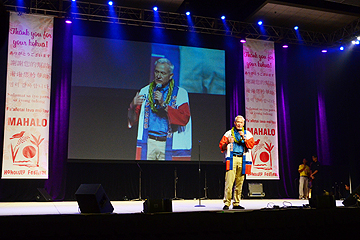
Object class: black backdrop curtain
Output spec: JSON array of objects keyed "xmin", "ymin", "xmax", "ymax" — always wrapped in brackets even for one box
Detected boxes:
[{"xmin": 1, "ymin": 16, "xmax": 360, "ymax": 201}]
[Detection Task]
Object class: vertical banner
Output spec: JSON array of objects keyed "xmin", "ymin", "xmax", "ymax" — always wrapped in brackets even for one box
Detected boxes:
[
  {"xmin": 2, "ymin": 13, "xmax": 53, "ymax": 179},
  {"xmin": 243, "ymin": 39, "xmax": 279, "ymax": 180}
]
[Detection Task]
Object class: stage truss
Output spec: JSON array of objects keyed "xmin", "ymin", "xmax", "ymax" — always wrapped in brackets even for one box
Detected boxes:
[{"xmin": 3, "ymin": 0, "xmax": 360, "ymax": 48}]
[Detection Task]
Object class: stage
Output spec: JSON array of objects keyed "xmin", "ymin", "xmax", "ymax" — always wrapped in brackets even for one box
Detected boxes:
[{"xmin": 1, "ymin": 199, "xmax": 359, "ymax": 239}]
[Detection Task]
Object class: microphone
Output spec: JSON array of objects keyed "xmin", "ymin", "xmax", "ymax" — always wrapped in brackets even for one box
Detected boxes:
[
  {"xmin": 239, "ymin": 129, "xmax": 245, "ymax": 140},
  {"xmin": 154, "ymin": 83, "xmax": 162, "ymax": 108},
  {"xmin": 155, "ymin": 83, "xmax": 162, "ymax": 90}
]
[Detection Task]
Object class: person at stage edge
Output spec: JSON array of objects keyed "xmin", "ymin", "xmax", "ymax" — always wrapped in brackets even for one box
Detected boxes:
[
  {"xmin": 298, "ymin": 158, "xmax": 310, "ymax": 199},
  {"xmin": 219, "ymin": 115, "xmax": 255, "ymax": 210},
  {"xmin": 128, "ymin": 58, "xmax": 192, "ymax": 160},
  {"xmin": 310, "ymin": 155, "xmax": 321, "ymax": 197}
]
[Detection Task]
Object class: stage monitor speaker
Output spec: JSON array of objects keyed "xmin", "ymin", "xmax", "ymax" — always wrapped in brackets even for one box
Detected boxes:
[
  {"xmin": 75, "ymin": 184, "xmax": 114, "ymax": 214},
  {"xmin": 36, "ymin": 188, "xmax": 53, "ymax": 202},
  {"xmin": 309, "ymin": 195, "xmax": 336, "ymax": 209},
  {"xmin": 248, "ymin": 183, "xmax": 265, "ymax": 197},
  {"xmin": 143, "ymin": 199, "xmax": 172, "ymax": 213},
  {"xmin": 342, "ymin": 184, "xmax": 360, "ymax": 207}
]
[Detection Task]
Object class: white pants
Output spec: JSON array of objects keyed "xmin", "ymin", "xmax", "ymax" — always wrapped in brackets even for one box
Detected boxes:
[
  {"xmin": 147, "ymin": 138, "xmax": 166, "ymax": 160},
  {"xmin": 299, "ymin": 176, "xmax": 309, "ymax": 199}
]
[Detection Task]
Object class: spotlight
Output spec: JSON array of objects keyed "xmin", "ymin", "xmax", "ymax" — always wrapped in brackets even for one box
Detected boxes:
[
  {"xmin": 321, "ymin": 49, "xmax": 327, "ymax": 53},
  {"xmin": 240, "ymin": 39, "xmax": 246, "ymax": 43},
  {"xmin": 339, "ymin": 46, "xmax": 344, "ymax": 51},
  {"xmin": 186, "ymin": 11, "xmax": 190, "ymax": 16},
  {"xmin": 221, "ymin": 16, "xmax": 225, "ymax": 20},
  {"xmin": 257, "ymin": 20, "xmax": 263, "ymax": 26},
  {"xmin": 294, "ymin": 26, "xmax": 299, "ymax": 30},
  {"xmin": 153, "ymin": 6, "xmax": 158, "ymax": 11},
  {"xmin": 72, "ymin": 0, "xmax": 76, "ymax": 2},
  {"xmin": 283, "ymin": 44, "xmax": 289, "ymax": 48},
  {"xmin": 108, "ymin": 1, "xmax": 113, "ymax": 6},
  {"xmin": 357, "ymin": 36, "xmax": 360, "ymax": 41},
  {"xmin": 65, "ymin": 20, "xmax": 72, "ymax": 24}
]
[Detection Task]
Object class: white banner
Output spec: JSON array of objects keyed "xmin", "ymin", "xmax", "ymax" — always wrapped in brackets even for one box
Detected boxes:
[
  {"xmin": 243, "ymin": 39, "xmax": 279, "ymax": 180},
  {"xmin": 2, "ymin": 13, "xmax": 53, "ymax": 179}
]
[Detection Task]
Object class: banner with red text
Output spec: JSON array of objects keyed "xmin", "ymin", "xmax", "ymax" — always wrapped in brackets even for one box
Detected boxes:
[
  {"xmin": 243, "ymin": 39, "xmax": 279, "ymax": 180},
  {"xmin": 2, "ymin": 13, "xmax": 53, "ymax": 179}
]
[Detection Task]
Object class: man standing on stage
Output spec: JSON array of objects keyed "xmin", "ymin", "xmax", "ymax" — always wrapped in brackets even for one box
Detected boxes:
[
  {"xmin": 298, "ymin": 158, "xmax": 310, "ymax": 199},
  {"xmin": 219, "ymin": 115, "xmax": 255, "ymax": 210},
  {"xmin": 310, "ymin": 155, "xmax": 321, "ymax": 197},
  {"xmin": 128, "ymin": 58, "xmax": 192, "ymax": 160}
]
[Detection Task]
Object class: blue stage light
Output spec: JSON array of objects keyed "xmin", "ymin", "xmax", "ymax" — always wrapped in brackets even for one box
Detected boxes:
[
  {"xmin": 153, "ymin": 6, "xmax": 158, "ymax": 11},
  {"xmin": 108, "ymin": 1, "xmax": 113, "ymax": 6},
  {"xmin": 339, "ymin": 46, "xmax": 344, "ymax": 51},
  {"xmin": 72, "ymin": 0, "xmax": 76, "ymax": 2},
  {"xmin": 221, "ymin": 16, "xmax": 225, "ymax": 20},
  {"xmin": 257, "ymin": 20, "xmax": 263, "ymax": 26},
  {"xmin": 65, "ymin": 20, "xmax": 72, "ymax": 24},
  {"xmin": 322, "ymin": 49, "xmax": 327, "ymax": 53},
  {"xmin": 283, "ymin": 44, "xmax": 288, "ymax": 48},
  {"xmin": 186, "ymin": 11, "xmax": 190, "ymax": 16},
  {"xmin": 294, "ymin": 26, "xmax": 299, "ymax": 30}
]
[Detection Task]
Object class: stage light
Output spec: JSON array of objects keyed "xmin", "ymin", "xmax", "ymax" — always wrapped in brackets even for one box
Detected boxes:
[
  {"xmin": 257, "ymin": 20, "xmax": 263, "ymax": 26},
  {"xmin": 283, "ymin": 44, "xmax": 289, "ymax": 48},
  {"xmin": 72, "ymin": 0, "xmax": 75, "ymax": 2},
  {"xmin": 186, "ymin": 11, "xmax": 190, "ymax": 16},
  {"xmin": 221, "ymin": 16, "xmax": 225, "ymax": 20},
  {"xmin": 357, "ymin": 36, "xmax": 360, "ymax": 41},
  {"xmin": 322, "ymin": 49, "xmax": 327, "ymax": 53},
  {"xmin": 339, "ymin": 46, "xmax": 344, "ymax": 51},
  {"xmin": 65, "ymin": 20, "xmax": 72, "ymax": 24},
  {"xmin": 294, "ymin": 26, "xmax": 299, "ymax": 30},
  {"xmin": 240, "ymin": 39, "xmax": 246, "ymax": 43},
  {"xmin": 108, "ymin": 1, "xmax": 113, "ymax": 6},
  {"xmin": 153, "ymin": 6, "xmax": 158, "ymax": 11}
]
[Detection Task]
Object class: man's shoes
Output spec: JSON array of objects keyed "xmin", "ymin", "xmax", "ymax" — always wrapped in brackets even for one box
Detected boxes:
[
  {"xmin": 233, "ymin": 205, "xmax": 245, "ymax": 210},
  {"xmin": 223, "ymin": 205, "xmax": 229, "ymax": 210}
]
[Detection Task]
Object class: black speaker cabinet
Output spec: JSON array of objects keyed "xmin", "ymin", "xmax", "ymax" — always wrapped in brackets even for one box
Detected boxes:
[
  {"xmin": 36, "ymin": 188, "xmax": 53, "ymax": 202},
  {"xmin": 75, "ymin": 184, "xmax": 114, "ymax": 214},
  {"xmin": 143, "ymin": 199, "xmax": 172, "ymax": 213},
  {"xmin": 309, "ymin": 195, "xmax": 335, "ymax": 209},
  {"xmin": 342, "ymin": 184, "xmax": 360, "ymax": 207}
]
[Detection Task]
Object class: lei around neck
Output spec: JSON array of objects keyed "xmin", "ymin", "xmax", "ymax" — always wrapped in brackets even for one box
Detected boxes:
[
  {"xmin": 148, "ymin": 79, "xmax": 174, "ymax": 113},
  {"xmin": 231, "ymin": 127, "xmax": 245, "ymax": 144}
]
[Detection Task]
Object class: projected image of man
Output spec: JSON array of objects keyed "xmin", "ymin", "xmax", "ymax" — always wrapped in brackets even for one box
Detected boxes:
[{"xmin": 128, "ymin": 58, "xmax": 192, "ymax": 160}]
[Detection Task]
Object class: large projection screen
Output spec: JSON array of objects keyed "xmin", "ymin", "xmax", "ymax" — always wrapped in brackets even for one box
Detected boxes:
[{"xmin": 68, "ymin": 35, "xmax": 226, "ymax": 161}]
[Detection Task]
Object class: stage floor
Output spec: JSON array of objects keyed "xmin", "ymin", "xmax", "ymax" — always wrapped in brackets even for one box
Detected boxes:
[
  {"xmin": 1, "ymin": 199, "xmax": 359, "ymax": 240},
  {"xmin": 0, "ymin": 198, "xmax": 345, "ymax": 216}
]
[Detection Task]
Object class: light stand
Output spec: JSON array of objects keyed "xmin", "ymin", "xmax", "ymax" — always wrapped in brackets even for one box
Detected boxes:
[
  {"xmin": 172, "ymin": 168, "xmax": 183, "ymax": 200},
  {"xmin": 132, "ymin": 162, "xmax": 143, "ymax": 201},
  {"xmin": 195, "ymin": 140, "xmax": 205, "ymax": 207},
  {"xmin": 201, "ymin": 171, "xmax": 208, "ymax": 200}
]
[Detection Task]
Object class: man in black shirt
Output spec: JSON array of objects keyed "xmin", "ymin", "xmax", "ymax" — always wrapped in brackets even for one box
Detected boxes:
[{"xmin": 310, "ymin": 155, "xmax": 321, "ymax": 197}]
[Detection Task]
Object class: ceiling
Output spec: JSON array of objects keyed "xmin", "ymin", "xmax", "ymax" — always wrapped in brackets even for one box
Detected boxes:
[{"xmin": 112, "ymin": 0, "xmax": 360, "ymax": 34}]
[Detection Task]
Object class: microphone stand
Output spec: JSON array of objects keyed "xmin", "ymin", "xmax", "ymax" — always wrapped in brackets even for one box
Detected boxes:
[
  {"xmin": 132, "ymin": 162, "xmax": 143, "ymax": 201},
  {"xmin": 195, "ymin": 140, "xmax": 205, "ymax": 207}
]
